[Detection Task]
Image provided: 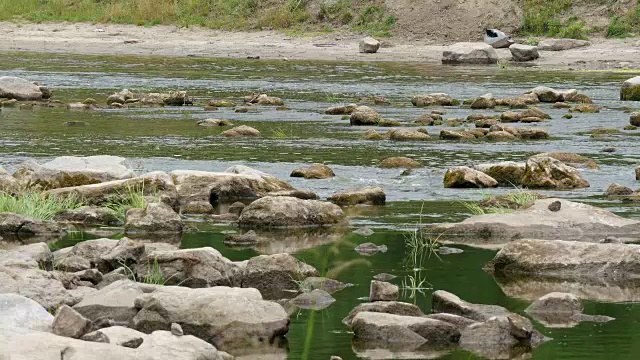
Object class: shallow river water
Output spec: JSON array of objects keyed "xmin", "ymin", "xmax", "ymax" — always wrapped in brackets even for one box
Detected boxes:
[{"xmin": 1, "ymin": 51, "xmax": 640, "ymax": 359}]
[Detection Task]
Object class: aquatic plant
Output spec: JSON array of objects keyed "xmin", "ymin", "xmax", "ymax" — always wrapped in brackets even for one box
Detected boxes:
[
  {"xmin": 404, "ymin": 203, "xmax": 442, "ymax": 270},
  {"xmin": 0, "ymin": 192, "xmax": 83, "ymax": 220},
  {"xmin": 461, "ymin": 187, "xmax": 540, "ymax": 215},
  {"xmin": 400, "ymin": 271, "xmax": 431, "ymax": 301},
  {"xmin": 104, "ymin": 183, "xmax": 148, "ymax": 222}
]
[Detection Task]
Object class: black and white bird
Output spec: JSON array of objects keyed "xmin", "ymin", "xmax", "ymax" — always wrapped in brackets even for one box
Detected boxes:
[{"xmin": 484, "ymin": 28, "xmax": 514, "ymax": 48}]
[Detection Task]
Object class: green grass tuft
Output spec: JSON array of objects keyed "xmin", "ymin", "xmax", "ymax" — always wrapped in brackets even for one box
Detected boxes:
[
  {"xmin": 104, "ymin": 183, "xmax": 148, "ymax": 222},
  {"xmin": 143, "ymin": 257, "xmax": 166, "ymax": 285},
  {"xmin": 0, "ymin": 192, "xmax": 83, "ymax": 220}
]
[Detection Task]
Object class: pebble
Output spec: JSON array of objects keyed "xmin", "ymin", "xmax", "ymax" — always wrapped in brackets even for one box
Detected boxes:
[
  {"xmin": 353, "ymin": 226, "xmax": 374, "ymax": 237},
  {"xmin": 171, "ymin": 323, "xmax": 184, "ymax": 336}
]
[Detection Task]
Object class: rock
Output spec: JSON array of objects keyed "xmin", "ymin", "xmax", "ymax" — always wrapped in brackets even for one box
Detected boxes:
[
  {"xmin": 136, "ymin": 247, "xmax": 240, "ymax": 287},
  {"xmin": 171, "ymin": 323, "xmax": 184, "ymax": 336},
  {"xmin": 97, "ymin": 238, "xmax": 145, "ymax": 273},
  {"xmin": 299, "ymin": 277, "xmax": 349, "ymax": 294},
  {"xmin": 60, "ymin": 239, "xmax": 118, "ymax": 268},
  {"xmin": 425, "ymin": 313, "xmax": 479, "ymax": 330},
  {"xmin": 290, "ymin": 163, "xmax": 335, "ymax": 179},
  {"xmin": 223, "ymin": 230, "xmax": 259, "ymax": 245},
  {"xmin": 509, "ymin": 44, "xmax": 539, "ymax": 61},
  {"xmin": 475, "ymin": 118, "xmax": 499, "ymax": 128},
  {"xmin": 124, "ymin": 202, "xmax": 183, "ymax": 234},
  {"xmin": 0, "ymin": 76, "xmax": 44, "ymax": 100},
  {"xmin": 0, "ymin": 212, "xmax": 62, "ymax": 238},
  {"xmin": 369, "ymin": 280, "xmax": 399, "ymax": 302},
  {"xmin": 485, "ymin": 130, "xmax": 516, "ymax": 141},
  {"xmin": 470, "ymin": 94, "xmax": 496, "ymax": 109},
  {"xmin": 389, "ymin": 128, "xmax": 430, "ymax": 141},
  {"xmin": 132, "ymin": 286, "xmax": 289, "ymax": 349},
  {"xmin": 372, "ymin": 273, "xmax": 396, "ymax": 282},
  {"xmin": 0, "ymin": 293, "xmax": 54, "ymax": 332},
  {"xmin": 379, "ymin": 157, "xmax": 422, "ymax": 168},
  {"xmin": 572, "ymin": 103, "xmax": 600, "ymax": 113},
  {"xmin": 350, "ymin": 312, "xmax": 460, "ymax": 344},
  {"xmin": 76, "ymin": 269, "xmax": 103, "ymax": 285},
  {"xmin": 52, "ymin": 305, "xmax": 91, "ymax": 338},
  {"xmin": 242, "ymin": 253, "xmax": 318, "ymax": 299},
  {"xmin": 442, "ymin": 42, "xmax": 498, "ymax": 64},
  {"xmin": 473, "ymin": 162, "xmax": 525, "ymax": 186},
  {"xmin": 290, "ymin": 289, "xmax": 336, "ymax": 310},
  {"xmin": 355, "ymin": 243, "xmax": 388, "ymax": 255},
  {"xmin": 54, "ymin": 206, "xmax": 122, "ymax": 226},
  {"xmin": 521, "ymin": 156, "xmax": 589, "ymax": 189},
  {"xmin": 553, "ymin": 102, "xmax": 571, "ymax": 108},
  {"xmin": 243, "ymin": 93, "xmax": 284, "ymax": 106},
  {"xmin": 325, "ymin": 104, "xmax": 356, "ymax": 115},
  {"xmin": 353, "ymin": 226, "xmax": 375, "ymax": 236},
  {"xmin": 238, "ymin": 196, "xmax": 344, "ymax": 228},
  {"xmin": 516, "ymin": 127, "xmax": 549, "ymax": 139},
  {"xmin": 350, "ymin": 106, "xmax": 380, "ymax": 125},
  {"xmin": 359, "ymin": 37, "xmax": 380, "ymax": 53},
  {"xmin": 73, "ymin": 280, "xmax": 144, "ymax": 322},
  {"xmin": 197, "ymin": 119, "xmax": 233, "ymax": 127},
  {"xmin": 528, "ymin": 86, "xmax": 562, "ymax": 103},
  {"xmin": 606, "ymin": 183, "xmax": 634, "ymax": 196},
  {"xmin": 500, "ymin": 110, "xmax": 521, "ymax": 122},
  {"xmin": 170, "ymin": 167, "xmax": 293, "ymax": 213},
  {"xmin": 363, "ymin": 129, "xmax": 385, "ymax": 140},
  {"xmin": 524, "ymin": 292, "xmax": 614, "ymax": 328},
  {"xmin": 621, "ymin": 76, "xmax": 640, "ymax": 101},
  {"xmin": 208, "ymin": 99, "xmax": 236, "ymax": 107},
  {"xmin": 438, "ymin": 246, "xmax": 464, "ymax": 255},
  {"xmin": 630, "ymin": 112, "xmax": 640, "ymax": 126},
  {"xmin": 440, "ymin": 129, "xmax": 475, "ymax": 140},
  {"xmin": 221, "ymin": 125, "xmax": 260, "ymax": 137},
  {"xmin": 547, "ymin": 200, "xmax": 561, "ymax": 212},
  {"xmin": 0, "ymin": 267, "xmax": 78, "ymax": 311},
  {"xmin": 459, "ymin": 315, "xmax": 534, "ymax": 359},
  {"xmin": 55, "ymin": 255, "xmax": 91, "ymax": 273},
  {"xmin": 538, "ymin": 38, "xmax": 591, "ymax": 51},
  {"xmin": 1, "ymin": 242, "xmax": 53, "ymax": 270},
  {"xmin": 411, "ymin": 93, "xmax": 459, "ymax": 107},
  {"xmin": 327, "ymin": 187, "xmax": 386, "ymax": 206},
  {"xmin": 432, "ymin": 290, "xmax": 510, "ymax": 321},
  {"xmin": 342, "ymin": 301, "xmax": 424, "ymax": 326},
  {"xmin": 443, "ymin": 166, "xmax": 498, "ymax": 188}
]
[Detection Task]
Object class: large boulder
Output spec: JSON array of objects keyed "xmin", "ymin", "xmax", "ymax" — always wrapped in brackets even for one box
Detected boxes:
[
  {"xmin": 327, "ymin": 187, "xmax": 386, "ymax": 206},
  {"xmin": 0, "ymin": 293, "xmax": 54, "ymax": 332},
  {"xmin": 621, "ymin": 76, "xmax": 640, "ymax": 101},
  {"xmin": 442, "ymin": 43, "xmax": 498, "ymax": 65},
  {"xmin": 170, "ymin": 166, "xmax": 294, "ymax": 213},
  {"xmin": 0, "ymin": 267, "xmax": 78, "ymax": 311},
  {"xmin": 73, "ymin": 280, "xmax": 145, "ymax": 323},
  {"xmin": 432, "ymin": 290, "xmax": 510, "ymax": 322},
  {"xmin": 0, "ymin": 76, "xmax": 44, "ymax": 101},
  {"xmin": 14, "ymin": 156, "xmax": 135, "ymax": 190},
  {"xmin": 124, "ymin": 203, "xmax": 183, "ymax": 234},
  {"xmin": 290, "ymin": 163, "xmax": 335, "ymax": 179},
  {"xmin": 350, "ymin": 106, "xmax": 380, "ymax": 125},
  {"xmin": 241, "ymin": 253, "xmax": 318, "ymax": 299},
  {"xmin": 369, "ymin": 280, "xmax": 399, "ymax": 302},
  {"xmin": 521, "ymin": 156, "xmax": 589, "ymax": 189},
  {"xmin": 389, "ymin": 128, "xmax": 431, "ymax": 141},
  {"xmin": 631, "ymin": 112, "xmax": 640, "ymax": 126},
  {"xmin": 528, "ymin": 86, "xmax": 562, "ymax": 103},
  {"xmin": 411, "ymin": 93, "xmax": 459, "ymax": 107},
  {"xmin": 430, "ymin": 198, "xmax": 640, "ymax": 244},
  {"xmin": 473, "ymin": 162, "xmax": 525, "ymax": 186},
  {"xmin": 537, "ymin": 38, "xmax": 591, "ymax": 51},
  {"xmin": 342, "ymin": 301, "xmax": 424, "ymax": 327},
  {"xmin": 0, "ymin": 212, "xmax": 62, "ymax": 239},
  {"xmin": 443, "ymin": 166, "xmax": 498, "ymax": 188},
  {"xmin": 135, "ymin": 247, "xmax": 241, "ymax": 287},
  {"xmin": 459, "ymin": 315, "xmax": 536, "ymax": 359},
  {"xmin": 509, "ymin": 44, "xmax": 539, "ymax": 62},
  {"xmin": 132, "ymin": 286, "xmax": 289, "ymax": 349},
  {"xmin": 350, "ymin": 312, "xmax": 460, "ymax": 344},
  {"xmin": 54, "ymin": 205, "xmax": 122, "ymax": 226},
  {"xmin": 379, "ymin": 157, "xmax": 422, "ymax": 169},
  {"xmin": 524, "ymin": 292, "xmax": 613, "ymax": 328},
  {"xmin": 359, "ymin": 37, "xmax": 380, "ymax": 53},
  {"xmin": 238, "ymin": 196, "xmax": 344, "ymax": 228},
  {"xmin": 0, "ymin": 242, "xmax": 53, "ymax": 270}
]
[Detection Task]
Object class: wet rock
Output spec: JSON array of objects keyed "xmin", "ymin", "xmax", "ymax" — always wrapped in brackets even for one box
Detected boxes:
[
  {"xmin": 425, "ymin": 313, "xmax": 479, "ymax": 330},
  {"xmin": 0, "ymin": 76, "xmax": 45, "ymax": 101},
  {"xmin": 353, "ymin": 226, "xmax": 375, "ymax": 236},
  {"xmin": 13, "ymin": 155, "xmax": 134, "ymax": 190},
  {"xmin": 470, "ymin": 94, "xmax": 496, "ymax": 109},
  {"xmin": 621, "ymin": 76, "xmax": 640, "ymax": 101},
  {"xmin": 325, "ymin": 104, "xmax": 357, "ymax": 115},
  {"xmin": 197, "ymin": 119, "xmax": 233, "ymax": 127},
  {"xmin": 244, "ymin": 93, "xmax": 284, "ymax": 106},
  {"xmin": 343, "ymin": 301, "xmax": 424, "ymax": 326},
  {"xmin": 290, "ymin": 163, "xmax": 335, "ymax": 179},
  {"xmin": 630, "ymin": 112, "xmax": 640, "ymax": 126},
  {"xmin": 459, "ymin": 315, "xmax": 536, "ymax": 359},
  {"xmin": 55, "ymin": 205, "xmax": 122, "ymax": 226},
  {"xmin": 521, "ymin": 156, "xmax": 589, "ymax": 189},
  {"xmin": 389, "ymin": 128, "xmax": 430, "ymax": 141},
  {"xmin": 351, "ymin": 312, "xmax": 460, "ymax": 344},
  {"xmin": 500, "ymin": 110, "xmax": 521, "ymax": 122},
  {"xmin": 290, "ymin": 289, "xmax": 336, "ymax": 310},
  {"xmin": 538, "ymin": 38, "xmax": 591, "ymax": 51},
  {"xmin": 299, "ymin": 277, "xmax": 349, "ymax": 294},
  {"xmin": 516, "ymin": 127, "xmax": 549, "ymax": 139},
  {"xmin": 52, "ymin": 305, "xmax": 91, "ymax": 338},
  {"xmin": 221, "ymin": 125, "xmax": 261, "ymax": 137},
  {"xmin": 411, "ymin": 93, "xmax": 459, "ymax": 107},
  {"xmin": 242, "ymin": 253, "xmax": 318, "ymax": 299},
  {"xmin": 572, "ymin": 103, "xmax": 600, "ymax": 113},
  {"xmin": 379, "ymin": 157, "xmax": 421, "ymax": 169},
  {"xmin": 328, "ymin": 187, "xmax": 386, "ymax": 206},
  {"xmin": 373, "ymin": 273, "xmax": 396, "ymax": 282},
  {"xmin": 432, "ymin": 290, "xmax": 510, "ymax": 321},
  {"xmin": 443, "ymin": 166, "xmax": 498, "ymax": 188},
  {"xmin": 442, "ymin": 42, "xmax": 498, "ymax": 65},
  {"xmin": 0, "ymin": 293, "xmax": 54, "ymax": 332},
  {"xmin": 224, "ymin": 229, "xmax": 259, "ymax": 245},
  {"xmin": 132, "ymin": 286, "xmax": 289, "ymax": 349},
  {"xmin": 433, "ymin": 198, "xmax": 640, "ymax": 244},
  {"xmin": 0, "ymin": 212, "xmax": 62, "ymax": 238},
  {"xmin": 124, "ymin": 202, "xmax": 182, "ymax": 234},
  {"xmin": 528, "ymin": 86, "xmax": 563, "ymax": 103},
  {"xmin": 355, "ymin": 243, "xmax": 388, "ymax": 255},
  {"xmin": 170, "ymin": 166, "xmax": 293, "ymax": 213},
  {"xmin": 510, "ymin": 44, "xmax": 539, "ymax": 61},
  {"xmin": 637, "ymin": 165, "xmax": 640, "ymax": 180},
  {"xmin": 370, "ymin": 280, "xmax": 399, "ymax": 302},
  {"xmin": 535, "ymin": 152, "xmax": 598, "ymax": 169},
  {"xmin": 475, "ymin": 118, "xmax": 499, "ymax": 128},
  {"xmin": 208, "ymin": 99, "xmax": 236, "ymax": 107},
  {"xmin": 440, "ymin": 129, "xmax": 475, "ymax": 140},
  {"xmin": 524, "ymin": 292, "xmax": 614, "ymax": 328},
  {"xmin": 350, "ymin": 106, "xmax": 380, "ymax": 125},
  {"xmin": 606, "ymin": 183, "xmax": 634, "ymax": 196},
  {"xmin": 359, "ymin": 37, "xmax": 380, "ymax": 53},
  {"xmin": 473, "ymin": 161, "xmax": 525, "ymax": 186},
  {"xmin": 239, "ymin": 196, "xmax": 344, "ymax": 228},
  {"xmin": 438, "ymin": 246, "xmax": 464, "ymax": 255},
  {"xmin": 136, "ymin": 247, "xmax": 240, "ymax": 287},
  {"xmin": 227, "ymin": 201, "xmax": 246, "ymax": 215}
]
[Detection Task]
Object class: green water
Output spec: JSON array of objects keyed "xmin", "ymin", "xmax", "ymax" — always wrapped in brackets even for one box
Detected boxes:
[{"xmin": 2, "ymin": 51, "xmax": 640, "ymax": 359}]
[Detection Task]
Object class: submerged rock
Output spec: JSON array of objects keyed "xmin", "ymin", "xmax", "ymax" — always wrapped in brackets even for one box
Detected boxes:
[
  {"xmin": 353, "ymin": 226, "xmax": 375, "ymax": 236},
  {"xmin": 524, "ymin": 292, "xmax": 614, "ymax": 328},
  {"xmin": 373, "ymin": 273, "xmax": 396, "ymax": 282},
  {"xmin": 355, "ymin": 243, "xmax": 388, "ymax": 255},
  {"xmin": 342, "ymin": 301, "xmax": 424, "ymax": 327},
  {"xmin": 351, "ymin": 312, "xmax": 460, "ymax": 344},
  {"xmin": 290, "ymin": 289, "xmax": 336, "ymax": 310},
  {"xmin": 299, "ymin": 277, "xmax": 349, "ymax": 294},
  {"xmin": 438, "ymin": 246, "xmax": 464, "ymax": 255}
]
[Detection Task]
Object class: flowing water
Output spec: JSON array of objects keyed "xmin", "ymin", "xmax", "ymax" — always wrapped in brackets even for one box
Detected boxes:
[{"xmin": 1, "ymin": 51, "xmax": 640, "ymax": 359}]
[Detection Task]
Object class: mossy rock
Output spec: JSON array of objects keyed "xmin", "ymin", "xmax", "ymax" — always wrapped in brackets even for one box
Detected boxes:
[{"xmin": 621, "ymin": 86, "xmax": 640, "ymax": 101}]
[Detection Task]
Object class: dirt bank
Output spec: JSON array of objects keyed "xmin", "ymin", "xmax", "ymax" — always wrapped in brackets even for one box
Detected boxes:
[{"xmin": 1, "ymin": 22, "xmax": 639, "ymax": 70}]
